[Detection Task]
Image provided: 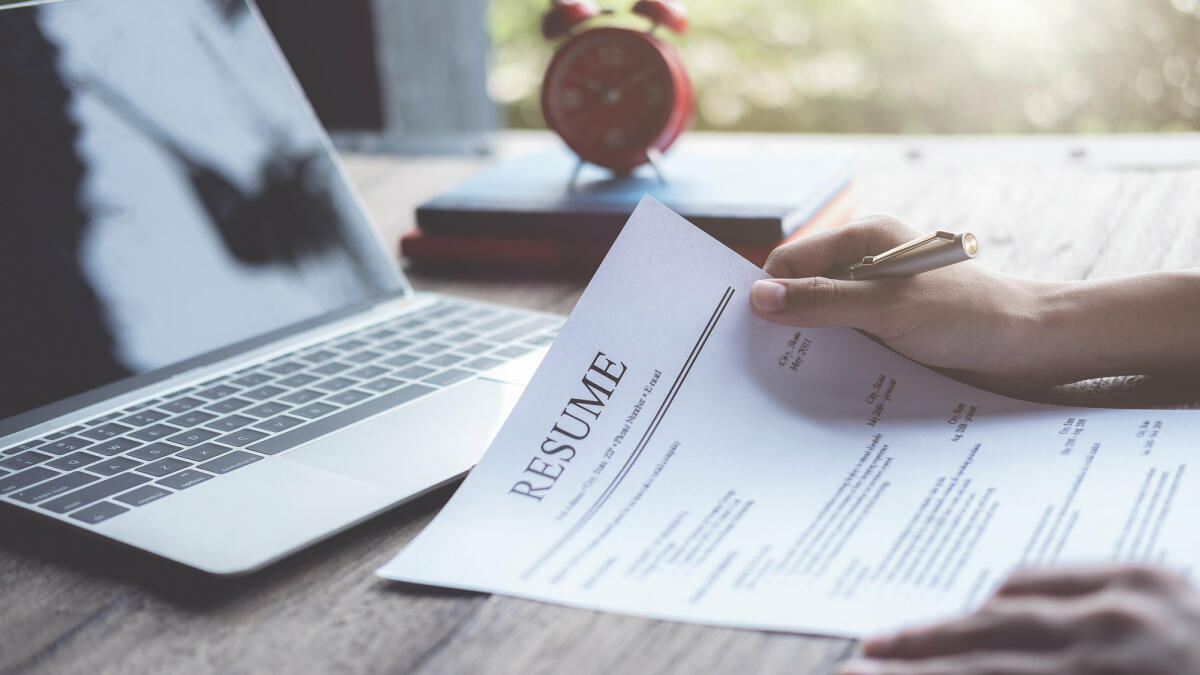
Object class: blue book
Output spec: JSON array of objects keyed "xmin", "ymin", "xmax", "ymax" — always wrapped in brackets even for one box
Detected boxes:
[{"xmin": 416, "ymin": 143, "xmax": 856, "ymax": 244}]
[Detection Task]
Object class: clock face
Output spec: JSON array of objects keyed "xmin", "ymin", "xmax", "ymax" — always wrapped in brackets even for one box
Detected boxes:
[{"xmin": 542, "ymin": 27, "xmax": 691, "ymax": 172}]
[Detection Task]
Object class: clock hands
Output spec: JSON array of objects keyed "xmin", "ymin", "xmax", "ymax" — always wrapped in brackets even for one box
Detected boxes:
[
  {"xmin": 609, "ymin": 66, "xmax": 656, "ymax": 97},
  {"xmin": 573, "ymin": 66, "xmax": 658, "ymax": 109}
]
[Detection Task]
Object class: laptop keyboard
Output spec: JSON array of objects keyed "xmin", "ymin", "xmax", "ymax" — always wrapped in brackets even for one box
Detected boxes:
[{"xmin": 0, "ymin": 299, "xmax": 561, "ymax": 526}]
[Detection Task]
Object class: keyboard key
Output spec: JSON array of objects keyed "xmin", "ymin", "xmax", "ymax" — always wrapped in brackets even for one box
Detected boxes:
[
  {"xmin": 334, "ymin": 339, "xmax": 368, "ymax": 351},
  {"xmin": 160, "ymin": 396, "xmax": 206, "ymax": 413},
  {"xmin": 158, "ymin": 469, "xmax": 214, "ymax": 490},
  {"xmin": 462, "ymin": 356, "xmax": 504, "ymax": 371},
  {"xmin": 425, "ymin": 353, "xmax": 466, "ymax": 368},
  {"xmin": 3, "ymin": 440, "xmax": 45, "ymax": 455},
  {"xmin": 0, "ymin": 467, "xmax": 59, "ymax": 495},
  {"xmin": 278, "ymin": 373, "xmax": 320, "ymax": 387},
  {"xmin": 231, "ymin": 372, "xmax": 273, "ymax": 387},
  {"xmin": 311, "ymin": 362, "xmax": 352, "ymax": 376},
  {"xmin": 69, "ymin": 502, "xmax": 129, "ymax": 524},
  {"xmin": 465, "ymin": 306, "xmax": 498, "ymax": 319},
  {"xmin": 266, "ymin": 361, "xmax": 306, "ymax": 375},
  {"xmin": 243, "ymin": 401, "xmax": 291, "ymax": 418},
  {"xmin": 58, "ymin": 425, "xmax": 85, "ymax": 435},
  {"xmin": 361, "ymin": 377, "xmax": 404, "ymax": 393},
  {"xmin": 244, "ymin": 385, "xmax": 286, "ymax": 401},
  {"xmin": 425, "ymin": 369, "xmax": 473, "ymax": 387},
  {"xmin": 476, "ymin": 313, "xmax": 521, "ymax": 331},
  {"xmin": 206, "ymin": 414, "xmax": 256, "ymax": 431},
  {"xmin": 42, "ymin": 437, "xmax": 94, "ymax": 455},
  {"xmin": 40, "ymin": 473, "xmax": 149, "ymax": 513},
  {"xmin": 47, "ymin": 452, "xmax": 103, "ymax": 471},
  {"xmin": 196, "ymin": 384, "xmax": 239, "ymax": 400},
  {"xmin": 280, "ymin": 389, "xmax": 323, "ymax": 404},
  {"xmin": 381, "ymin": 353, "xmax": 420, "ymax": 368},
  {"xmin": 12, "ymin": 472, "xmax": 99, "ymax": 503},
  {"xmin": 115, "ymin": 485, "xmax": 172, "ymax": 507},
  {"xmin": 526, "ymin": 333, "xmax": 557, "ymax": 346},
  {"xmin": 205, "ymin": 397, "xmax": 253, "ymax": 414},
  {"xmin": 136, "ymin": 458, "xmax": 191, "ymax": 478},
  {"xmin": 89, "ymin": 456, "xmax": 141, "ymax": 476},
  {"xmin": 198, "ymin": 451, "xmax": 262, "ymax": 474},
  {"xmin": 409, "ymin": 329, "xmax": 441, "ymax": 340},
  {"xmin": 253, "ymin": 415, "xmax": 305, "ymax": 433},
  {"xmin": 396, "ymin": 365, "xmax": 436, "ymax": 380},
  {"xmin": 326, "ymin": 389, "xmax": 372, "ymax": 406},
  {"xmin": 413, "ymin": 342, "xmax": 450, "ymax": 356},
  {"xmin": 166, "ymin": 428, "xmax": 220, "ymax": 446},
  {"xmin": 379, "ymin": 339, "xmax": 413, "ymax": 352},
  {"xmin": 42, "ymin": 430, "xmax": 67, "ymax": 441},
  {"xmin": 129, "ymin": 424, "xmax": 179, "ymax": 442},
  {"xmin": 347, "ymin": 365, "xmax": 387, "ymax": 379},
  {"xmin": 164, "ymin": 411, "xmax": 218, "ymax": 428},
  {"xmin": 164, "ymin": 387, "xmax": 197, "ymax": 399},
  {"xmin": 446, "ymin": 331, "xmax": 479, "ymax": 342},
  {"xmin": 293, "ymin": 402, "xmax": 339, "ymax": 419},
  {"xmin": 128, "ymin": 442, "xmax": 181, "ymax": 461},
  {"xmin": 313, "ymin": 377, "xmax": 356, "ymax": 392},
  {"xmin": 119, "ymin": 409, "xmax": 170, "ymax": 426},
  {"xmin": 0, "ymin": 451, "xmax": 51, "ymax": 471},
  {"xmin": 92, "ymin": 437, "xmax": 142, "ymax": 456},
  {"xmin": 215, "ymin": 429, "xmax": 268, "ymax": 447},
  {"xmin": 301, "ymin": 350, "xmax": 337, "ymax": 363},
  {"xmin": 490, "ymin": 317, "xmax": 557, "ymax": 343},
  {"xmin": 249, "ymin": 384, "xmax": 436, "ymax": 455},
  {"xmin": 458, "ymin": 341, "xmax": 496, "ymax": 355},
  {"xmin": 494, "ymin": 345, "xmax": 534, "ymax": 358},
  {"xmin": 177, "ymin": 443, "xmax": 232, "ymax": 462},
  {"xmin": 366, "ymin": 329, "xmax": 397, "ymax": 340},
  {"xmin": 346, "ymin": 350, "xmax": 383, "ymax": 364},
  {"xmin": 80, "ymin": 422, "xmax": 133, "ymax": 440}
]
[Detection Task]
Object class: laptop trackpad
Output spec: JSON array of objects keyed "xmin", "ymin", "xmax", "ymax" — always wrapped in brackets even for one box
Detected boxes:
[{"xmin": 282, "ymin": 379, "xmax": 523, "ymax": 492}]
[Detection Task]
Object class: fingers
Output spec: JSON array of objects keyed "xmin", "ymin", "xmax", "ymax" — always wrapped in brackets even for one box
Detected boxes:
[
  {"xmin": 838, "ymin": 652, "xmax": 1066, "ymax": 675},
  {"xmin": 749, "ymin": 276, "xmax": 897, "ymax": 331},
  {"xmin": 997, "ymin": 565, "xmax": 1183, "ymax": 598},
  {"xmin": 762, "ymin": 214, "xmax": 918, "ymax": 279},
  {"xmin": 862, "ymin": 598, "xmax": 1073, "ymax": 660}
]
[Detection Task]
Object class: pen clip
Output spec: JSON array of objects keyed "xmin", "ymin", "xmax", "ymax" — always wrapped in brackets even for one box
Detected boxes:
[{"xmin": 858, "ymin": 231, "xmax": 956, "ymax": 266}]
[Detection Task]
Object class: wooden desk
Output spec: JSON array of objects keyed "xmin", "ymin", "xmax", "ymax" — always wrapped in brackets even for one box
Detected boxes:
[{"xmin": 4, "ymin": 134, "xmax": 1200, "ymax": 675}]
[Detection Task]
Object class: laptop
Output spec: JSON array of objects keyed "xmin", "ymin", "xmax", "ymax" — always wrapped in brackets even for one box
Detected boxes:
[{"xmin": 0, "ymin": 0, "xmax": 561, "ymax": 574}]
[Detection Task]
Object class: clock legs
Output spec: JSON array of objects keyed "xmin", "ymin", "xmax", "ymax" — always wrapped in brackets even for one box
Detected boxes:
[
  {"xmin": 565, "ymin": 151, "xmax": 669, "ymax": 189},
  {"xmin": 646, "ymin": 147, "xmax": 668, "ymax": 183}
]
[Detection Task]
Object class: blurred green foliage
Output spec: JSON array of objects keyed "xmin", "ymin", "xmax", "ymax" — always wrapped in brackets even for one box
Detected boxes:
[{"xmin": 488, "ymin": 0, "xmax": 1200, "ymax": 132}]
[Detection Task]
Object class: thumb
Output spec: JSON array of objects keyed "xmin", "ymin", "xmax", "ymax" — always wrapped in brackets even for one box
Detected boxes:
[{"xmin": 749, "ymin": 277, "xmax": 888, "ymax": 330}]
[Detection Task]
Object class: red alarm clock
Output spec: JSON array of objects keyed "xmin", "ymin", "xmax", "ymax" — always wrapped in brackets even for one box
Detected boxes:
[{"xmin": 539, "ymin": 0, "xmax": 692, "ymax": 177}]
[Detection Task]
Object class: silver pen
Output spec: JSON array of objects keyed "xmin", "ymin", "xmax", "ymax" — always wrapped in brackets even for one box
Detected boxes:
[{"xmin": 843, "ymin": 231, "xmax": 979, "ymax": 280}]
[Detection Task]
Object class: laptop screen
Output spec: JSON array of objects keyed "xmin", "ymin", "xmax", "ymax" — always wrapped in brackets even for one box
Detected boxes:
[{"xmin": 0, "ymin": 0, "xmax": 406, "ymax": 423}]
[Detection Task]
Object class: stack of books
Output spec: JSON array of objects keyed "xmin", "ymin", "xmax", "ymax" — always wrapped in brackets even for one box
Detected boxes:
[{"xmin": 402, "ymin": 144, "xmax": 857, "ymax": 275}]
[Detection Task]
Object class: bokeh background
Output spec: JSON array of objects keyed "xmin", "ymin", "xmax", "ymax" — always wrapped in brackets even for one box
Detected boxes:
[{"xmin": 489, "ymin": 0, "xmax": 1200, "ymax": 133}]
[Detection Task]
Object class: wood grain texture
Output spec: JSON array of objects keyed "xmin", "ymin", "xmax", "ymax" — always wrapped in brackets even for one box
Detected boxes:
[{"xmin": 3, "ymin": 134, "xmax": 1199, "ymax": 675}]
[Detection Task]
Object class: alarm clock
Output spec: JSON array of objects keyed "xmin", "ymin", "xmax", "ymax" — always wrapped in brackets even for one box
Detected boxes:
[{"xmin": 539, "ymin": 0, "xmax": 692, "ymax": 178}]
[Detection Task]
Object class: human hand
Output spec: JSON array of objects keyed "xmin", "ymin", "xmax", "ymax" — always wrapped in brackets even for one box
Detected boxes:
[
  {"xmin": 837, "ymin": 564, "xmax": 1200, "ymax": 675},
  {"xmin": 750, "ymin": 215, "xmax": 1058, "ymax": 390}
]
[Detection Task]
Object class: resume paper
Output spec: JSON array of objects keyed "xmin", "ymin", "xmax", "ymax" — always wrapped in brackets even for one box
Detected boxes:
[{"xmin": 379, "ymin": 197, "xmax": 1200, "ymax": 637}]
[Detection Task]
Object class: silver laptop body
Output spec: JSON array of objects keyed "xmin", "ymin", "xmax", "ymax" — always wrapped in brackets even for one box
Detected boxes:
[{"xmin": 0, "ymin": 0, "xmax": 556, "ymax": 574}]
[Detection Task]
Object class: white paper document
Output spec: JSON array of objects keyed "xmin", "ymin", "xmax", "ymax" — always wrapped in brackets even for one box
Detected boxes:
[{"xmin": 379, "ymin": 197, "xmax": 1200, "ymax": 637}]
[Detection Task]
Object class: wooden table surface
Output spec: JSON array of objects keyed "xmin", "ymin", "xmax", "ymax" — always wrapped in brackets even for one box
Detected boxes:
[{"xmin": 4, "ymin": 133, "xmax": 1200, "ymax": 675}]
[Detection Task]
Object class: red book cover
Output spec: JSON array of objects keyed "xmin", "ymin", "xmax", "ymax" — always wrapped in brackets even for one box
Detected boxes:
[{"xmin": 401, "ymin": 185, "xmax": 855, "ymax": 276}]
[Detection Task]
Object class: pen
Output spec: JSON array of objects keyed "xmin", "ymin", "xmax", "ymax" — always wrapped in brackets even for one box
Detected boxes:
[{"xmin": 842, "ymin": 231, "xmax": 979, "ymax": 280}]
